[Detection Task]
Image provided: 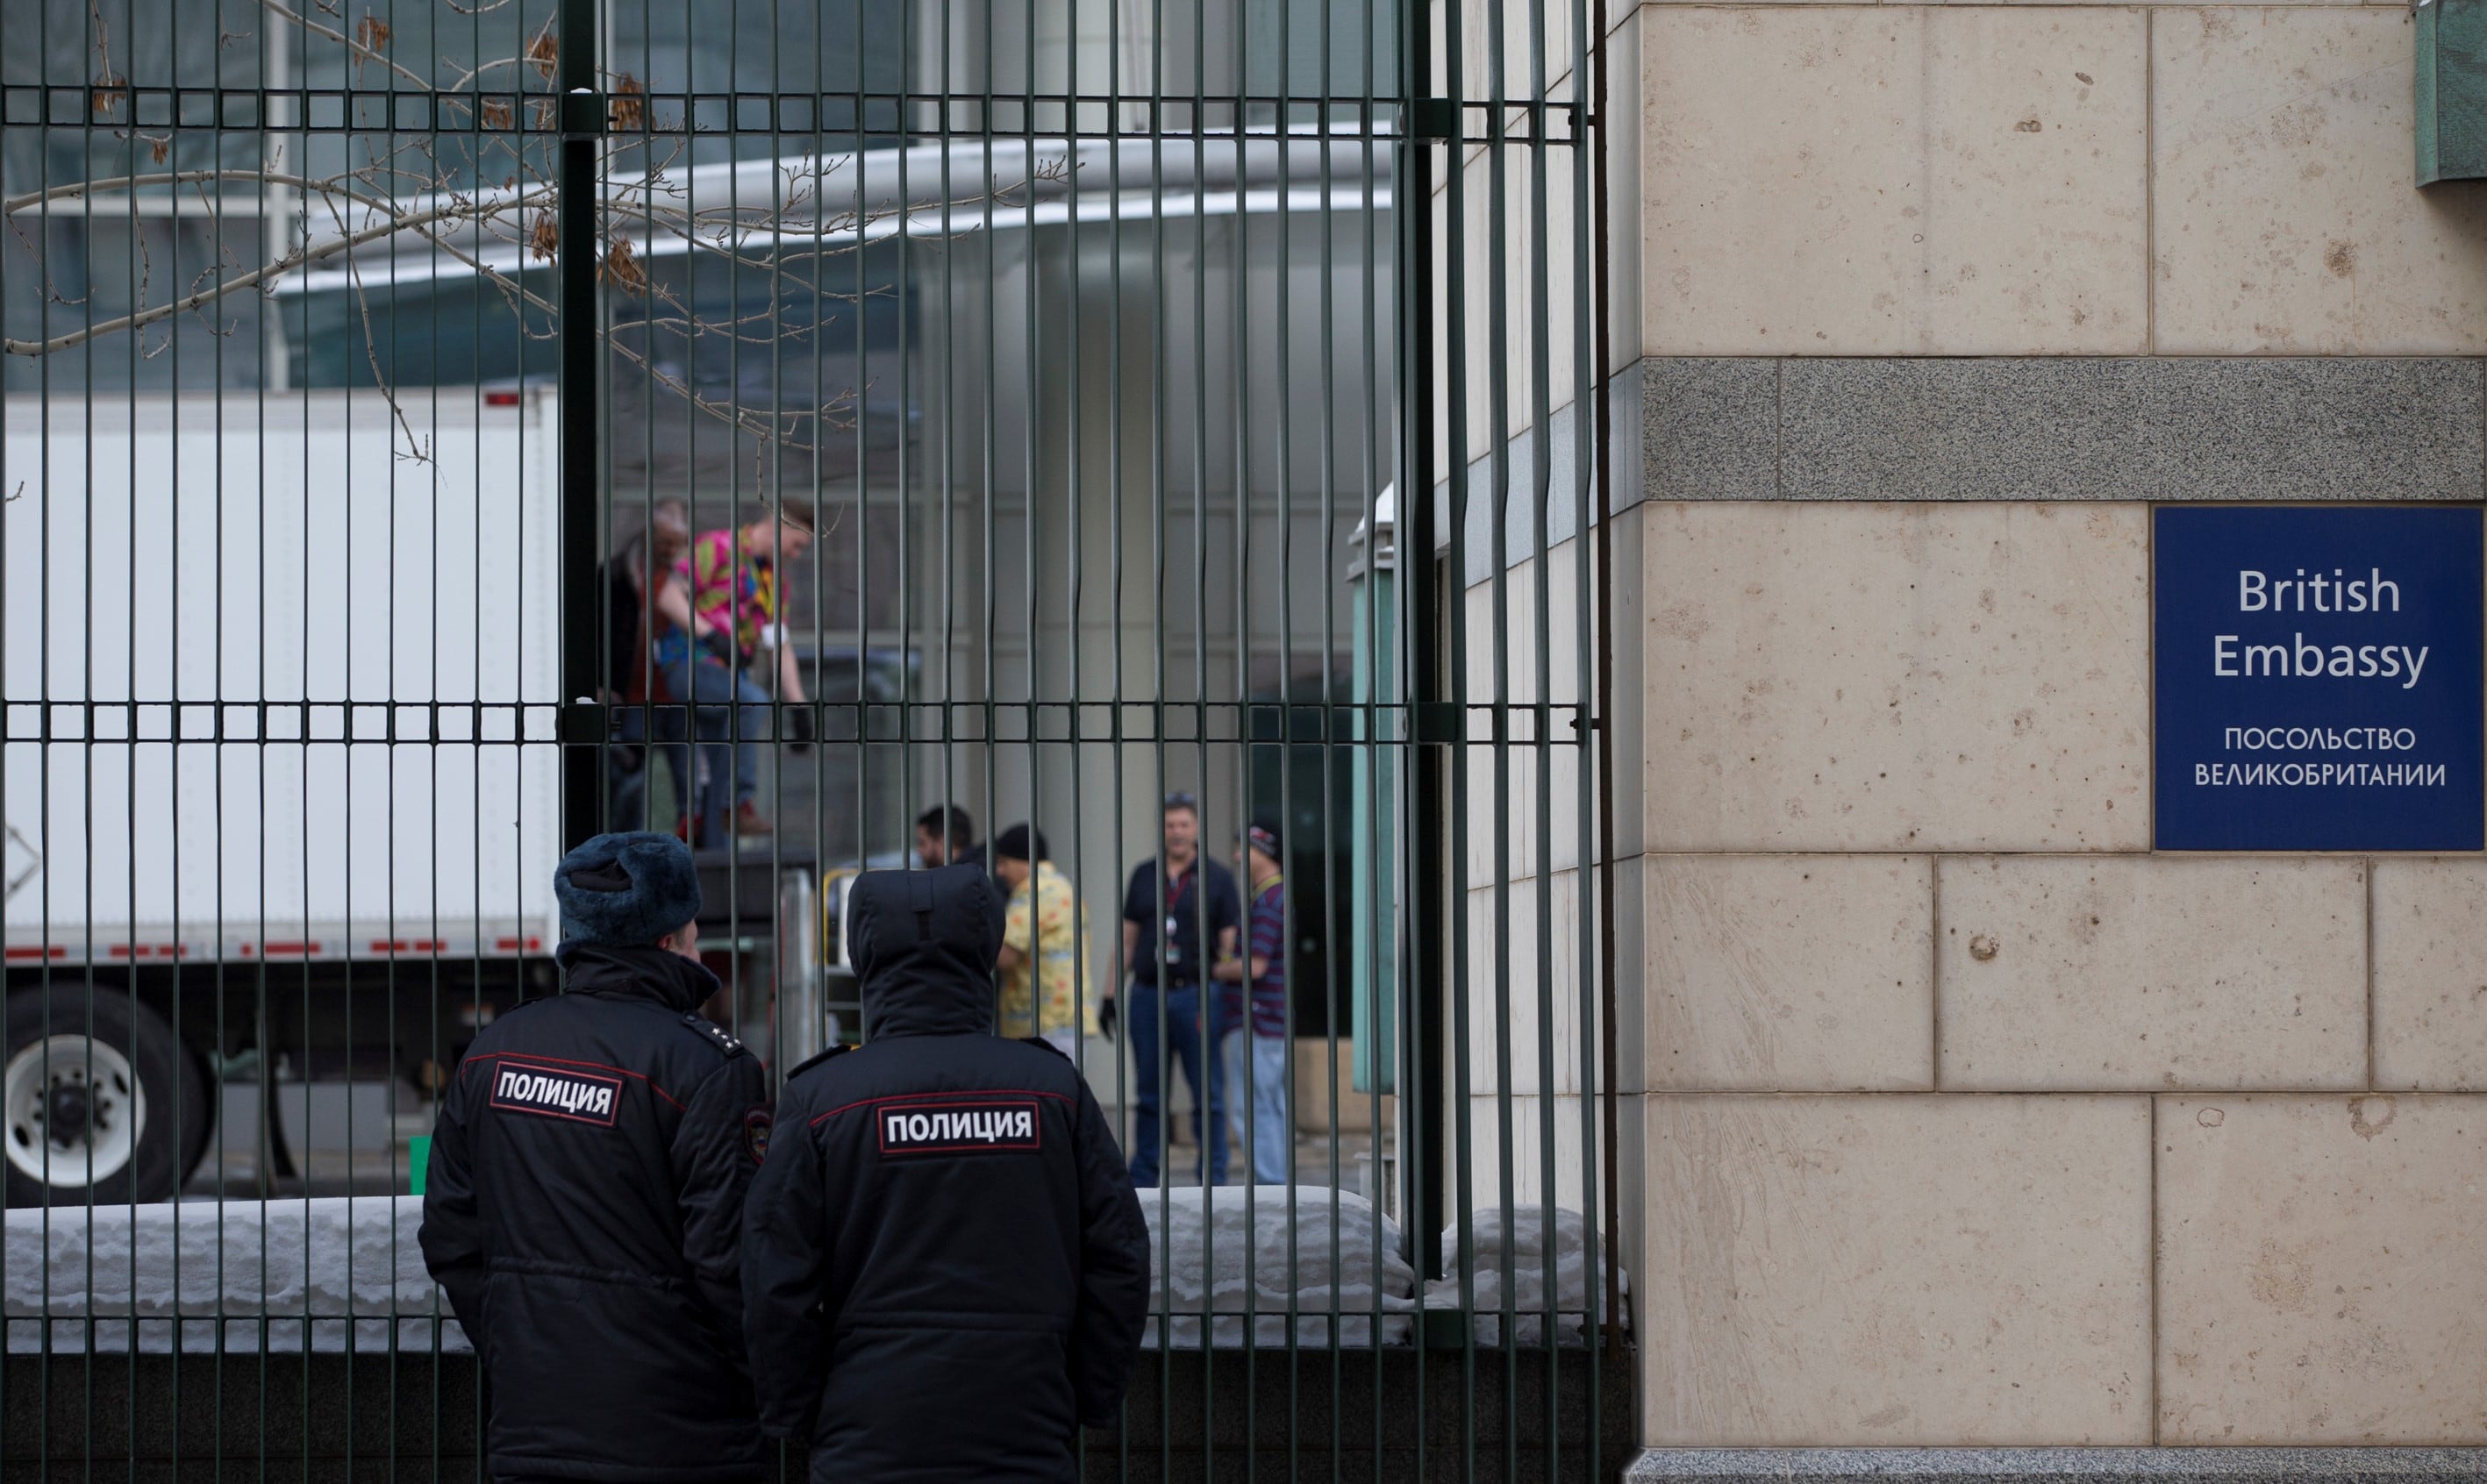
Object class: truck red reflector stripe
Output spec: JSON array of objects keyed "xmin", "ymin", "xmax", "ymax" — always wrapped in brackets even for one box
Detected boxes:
[
  {"xmin": 370, "ymin": 938, "xmax": 447, "ymax": 953},
  {"xmin": 258, "ymin": 941, "xmax": 318, "ymax": 957},
  {"xmin": 492, "ymin": 937, "xmax": 542, "ymax": 953},
  {"xmin": 4, "ymin": 945, "xmax": 63, "ymax": 960}
]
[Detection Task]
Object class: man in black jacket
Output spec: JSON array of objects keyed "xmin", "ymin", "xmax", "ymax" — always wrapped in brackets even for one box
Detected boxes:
[
  {"xmin": 420, "ymin": 831, "xmax": 774, "ymax": 1484},
  {"xmin": 741, "ymin": 864, "xmax": 1150, "ymax": 1483}
]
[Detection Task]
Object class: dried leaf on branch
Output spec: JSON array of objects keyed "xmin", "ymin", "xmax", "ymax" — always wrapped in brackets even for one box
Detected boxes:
[
  {"xmin": 525, "ymin": 24, "xmax": 558, "ymax": 82},
  {"xmin": 611, "ymin": 75, "xmax": 645, "ymax": 132},
  {"xmin": 597, "ymin": 235, "xmax": 647, "ymax": 295}
]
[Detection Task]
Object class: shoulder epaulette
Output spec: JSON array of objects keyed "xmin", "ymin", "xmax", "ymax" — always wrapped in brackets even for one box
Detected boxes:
[
  {"xmin": 1019, "ymin": 1035, "xmax": 1069, "ymax": 1059},
  {"xmin": 678, "ymin": 1012, "xmax": 747, "ymax": 1059},
  {"xmin": 784, "ymin": 1044, "xmax": 852, "ymax": 1080}
]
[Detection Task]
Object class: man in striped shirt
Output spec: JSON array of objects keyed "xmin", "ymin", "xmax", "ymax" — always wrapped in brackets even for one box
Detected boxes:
[{"xmin": 1212, "ymin": 822, "xmax": 1290, "ymax": 1185}]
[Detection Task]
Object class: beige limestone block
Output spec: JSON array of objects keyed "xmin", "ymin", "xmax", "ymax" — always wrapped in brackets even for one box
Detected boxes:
[
  {"xmin": 1611, "ymin": 853, "xmax": 1650, "ymax": 1095},
  {"xmin": 1606, "ymin": 503, "xmax": 1652, "ymax": 862},
  {"xmin": 2158, "ymin": 1095, "xmax": 2487, "ymax": 1444},
  {"xmin": 1645, "ymin": 1094, "xmax": 2152, "ymax": 1446},
  {"xmin": 1467, "ymin": 1093, "xmax": 1597, "ymax": 1216},
  {"xmin": 1643, "ymin": 503, "xmax": 2149, "ymax": 853},
  {"xmin": 2154, "ymin": 8, "xmax": 2487, "ymax": 354},
  {"xmin": 1464, "ymin": 546, "xmax": 1591, "ymax": 887},
  {"xmin": 2374, "ymin": 859, "xmax": 2487, "ymax": 1090},
  {"xmin": 1647, "ymin": 854, "xmax": 1933, "ymax": 1091},
  {"xmin": 1939, "ymin": 856, "xmax": 2366, "ymax": 1092},
  {"xmin": 1464, "ymin": 869, "xmax": 1592, "ymax": 1096},
  {"xmin": 1441, "ymin": 0, "xmax": 1583, "ymax": 112},
  {"xmin": 1641, "ymin": 7, "xmax": 2148, "ymax": 356},
  {"xmin": 1439, "ymin": 142, "xmax": 1583, "ymax": 467}
]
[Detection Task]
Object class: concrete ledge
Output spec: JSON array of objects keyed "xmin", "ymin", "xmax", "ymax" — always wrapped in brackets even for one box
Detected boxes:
[
  {"xmin": 1626, "ymin": 1449, "xmax": 2487, "ymax": 1481},
  {"xmin": 1639, "ymin": 357, "xmax": 2486, "ymax": 503}
]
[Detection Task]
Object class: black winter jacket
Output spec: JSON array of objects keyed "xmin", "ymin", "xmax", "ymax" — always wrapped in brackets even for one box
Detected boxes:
[
  {"xmin": 419, "ymin": 945, "xmax": 775, "ymax": 1484},
  {"xmin": 741, "ymin": 865, "xmax": 1150, "ymax": 1484}
]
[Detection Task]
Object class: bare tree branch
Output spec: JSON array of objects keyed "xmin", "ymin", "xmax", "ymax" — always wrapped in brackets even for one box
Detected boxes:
[
  {"xmin": 6, "ymin": 0, "xmax": 1082, "ymax": 469},
  {"xmin": 3, "ymin": 175, "xmax": 556, "ymax": 356},
  {"xmin": 255, "ymin": 0, "xmax": 437, "ymax": 92}
]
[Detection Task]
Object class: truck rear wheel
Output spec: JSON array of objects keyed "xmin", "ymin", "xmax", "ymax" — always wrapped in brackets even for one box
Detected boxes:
[{"xmin": 4, "ymin": 988, "xmax": 207, "ymax": 1208}]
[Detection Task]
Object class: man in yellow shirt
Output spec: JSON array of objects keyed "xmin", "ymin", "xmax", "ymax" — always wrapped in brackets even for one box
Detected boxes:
[{"xmin": 992, "ymin": 824, "xmax": 1097, "ymax": 1058}]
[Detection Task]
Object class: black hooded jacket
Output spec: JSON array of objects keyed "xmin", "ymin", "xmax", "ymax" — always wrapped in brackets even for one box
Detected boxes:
[
  {"xmin": 419, "ymin": 945, "xmax": 774, "ymax": 1484},
  {"xmin": 740, "ymin": 865, "xmax": 1150, "ymax": 1483}
]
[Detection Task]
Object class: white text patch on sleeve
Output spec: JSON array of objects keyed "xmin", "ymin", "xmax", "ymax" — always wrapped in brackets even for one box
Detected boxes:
[{"xmin": 876, "ymin": 1099, "xmax": 1040, "ymax": 1156}]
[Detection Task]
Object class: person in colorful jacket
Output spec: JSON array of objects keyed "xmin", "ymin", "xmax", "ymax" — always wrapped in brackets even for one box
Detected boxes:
[
  {"xmin": 1211, "ymin": 821, "xmax": 1290, "ymax": 1185},
  {"xmin": 680, "ymin": 499, "xmax": 814, "ymax": 838},
  {"xmin": 992, "ymin": 823, "xmax": 1097, "ymax": 1059}
]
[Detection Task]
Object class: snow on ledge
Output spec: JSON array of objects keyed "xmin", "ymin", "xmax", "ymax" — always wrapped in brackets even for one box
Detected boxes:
[
  {"xmin": 6, "ymin": 1192, "xmax": 1627, "ymax": 1355},
  {"xmin": 4, "ymin": 1195, "xmax": 464, "ymax": 1355}
]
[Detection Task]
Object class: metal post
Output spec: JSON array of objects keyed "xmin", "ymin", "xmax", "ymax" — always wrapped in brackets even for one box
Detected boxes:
[
  {"xmin": 1398, "ymin": 5, "xmax": 1451, "ymax": 1300},
  {"xmin": 1348, "ymin": 493, "xmax": 1399, "ymax": 1109},
  {"xmin": 558, "ymin": 0, "xmax": 605, "ymax": 853},
  {"xmin": 776, "ymin": 867, "xmax": 824, "ymax": 1066}
]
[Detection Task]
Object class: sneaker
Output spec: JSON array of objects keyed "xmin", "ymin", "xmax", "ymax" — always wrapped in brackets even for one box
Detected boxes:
[{"xmin": 732, "ymin": 801, "xmax": 773, "ymax": 837}]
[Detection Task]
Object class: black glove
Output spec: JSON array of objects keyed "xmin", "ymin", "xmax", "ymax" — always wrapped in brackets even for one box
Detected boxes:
[
  {"xmin": 1097, "ymin": 996, "xmax": 1118, "ymax": 1041},
  {"xmin": 784, "ymin": 703, "xmax": 813, "ymax": 757},
  {"xmin": 699, "ymin": 628, "xmax": 736, "ymax": 666}
]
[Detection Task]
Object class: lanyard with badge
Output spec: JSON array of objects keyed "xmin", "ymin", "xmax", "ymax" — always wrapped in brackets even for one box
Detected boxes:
[{"xmin": 1162, "ymin": 870, "xmax": 1189, "ymax": 968}]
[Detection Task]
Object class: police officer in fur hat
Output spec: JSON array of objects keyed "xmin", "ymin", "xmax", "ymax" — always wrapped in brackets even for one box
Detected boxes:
[{"xmin": 420, "ymin": 831, "xmax": 774, "ymax": 1484}]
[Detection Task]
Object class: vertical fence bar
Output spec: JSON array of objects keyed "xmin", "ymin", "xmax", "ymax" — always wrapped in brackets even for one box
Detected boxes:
[{"xmin": 558, "ymin": 0, "xmax": 604, "ymax": 854}]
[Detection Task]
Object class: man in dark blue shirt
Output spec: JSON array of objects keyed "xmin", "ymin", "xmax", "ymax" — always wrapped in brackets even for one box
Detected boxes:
[{"xmin": 1111, "ymin": 792, "xmax": 1242, "ymax": 1186}]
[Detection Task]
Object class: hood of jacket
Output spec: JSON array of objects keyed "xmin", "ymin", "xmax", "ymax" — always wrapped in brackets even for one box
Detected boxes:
[
  {"xmin": 849, "ymin": 864, "xmax": 1006, "ymax": 1038},
  {"xmin": 554, "ymin": 940, "xmax": 724, "ymax": 1016}
]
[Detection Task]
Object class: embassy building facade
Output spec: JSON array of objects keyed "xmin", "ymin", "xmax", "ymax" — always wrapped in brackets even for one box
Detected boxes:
[{"xmin": 1536, "ymin": 0, "xmax": 2487, "ymax": 1473}]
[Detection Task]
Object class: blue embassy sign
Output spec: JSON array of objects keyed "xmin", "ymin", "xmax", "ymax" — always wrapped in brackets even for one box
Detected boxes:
[{"xmin": 2155, "ymin": 506, "xmax": 2483, "ymax": 852}]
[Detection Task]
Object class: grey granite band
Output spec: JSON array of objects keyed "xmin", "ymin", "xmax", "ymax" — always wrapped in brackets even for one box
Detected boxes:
[
  {"xmin": 1640, "ymin": 356, "xmax": 2486, "ymax": 504},
  {"xmin": 1626, "ymin": 1447, "xmax": 2487, "ymax": 1482}
]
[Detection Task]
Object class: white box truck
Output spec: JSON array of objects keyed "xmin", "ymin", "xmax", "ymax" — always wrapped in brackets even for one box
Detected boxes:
[{"xmin": 0, "ymin": 389, "xmax": 833, "ymax": 1207}]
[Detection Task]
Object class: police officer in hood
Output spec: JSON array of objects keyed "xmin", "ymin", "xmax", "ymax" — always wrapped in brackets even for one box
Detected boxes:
[
  {"xmin": 420, "ymin": 831, "xmax": 773, "ymax": 1484},
  {"xmin": 741, "ymin": 864, "xmax": 1150, "ymax": 1482}
]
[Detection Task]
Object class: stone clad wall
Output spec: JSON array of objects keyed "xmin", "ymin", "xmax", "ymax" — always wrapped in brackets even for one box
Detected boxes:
[
  {"xmin": 1630, "ymin": 499, "xmax": 2487, "ymax": 1450},
  {"xmin": 1641, "ymin": 5, "xmax": 2487, "ymax": 360},
  {"xmin": 1614, "ymin": 0, "xmax": 2487, "ymax": 1460}
]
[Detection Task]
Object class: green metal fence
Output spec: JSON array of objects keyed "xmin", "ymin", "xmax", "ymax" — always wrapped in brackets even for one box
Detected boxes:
[{"xmin": 0, "ymin": 0, "xmax": 1625, "ymax": 1476}]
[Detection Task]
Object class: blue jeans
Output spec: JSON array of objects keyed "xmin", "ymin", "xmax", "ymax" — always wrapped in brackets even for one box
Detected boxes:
[
  {"xmin": 1126, "ymin": 982, "xmax": 1228, "ymax": 1187},
  {"xmin": 1221, "ymin": 1029, "xmax": 1291, "ymax": 1185},
  {"xmin": 665, "ymin": 653, "xmax": 769, "ymax": 828},
  {"xmin": 609, "ymin": 704, "xmax": 689, "ymax": 833}
]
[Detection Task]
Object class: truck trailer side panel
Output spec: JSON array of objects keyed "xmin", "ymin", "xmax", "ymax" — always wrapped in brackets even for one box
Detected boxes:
[{"xmin": 1, "ymin": 391, "xmax": 561, "ymax": 951}]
